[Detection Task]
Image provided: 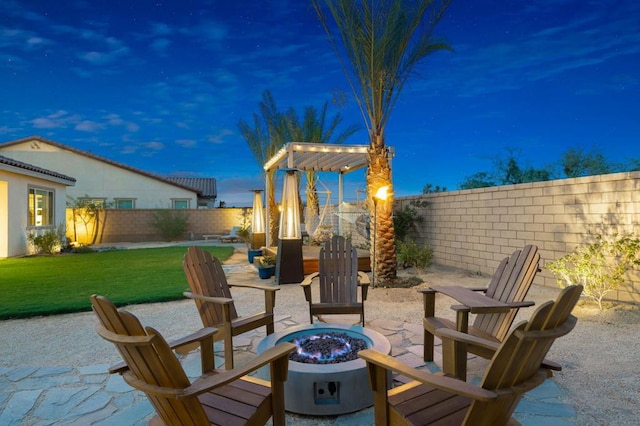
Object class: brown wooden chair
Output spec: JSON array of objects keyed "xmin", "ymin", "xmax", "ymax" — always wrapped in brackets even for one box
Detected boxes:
[
  {"xmin": 183, "ymin": 246, "xmax": 279, "ymax": 369},
  {"xmin": 91, "ymin": 295, "xmax": 295, "ymax": 426},
  {"xmin": 359, "ymin": 284, "xmax": 582, "ymax": 426},
  {"xmin": 419, "ymin": 245, "xmax": 540, "ymax": 378},
  {"xmin": 301, "ymin": 235, "xmax": 370, "ymax": 326}
]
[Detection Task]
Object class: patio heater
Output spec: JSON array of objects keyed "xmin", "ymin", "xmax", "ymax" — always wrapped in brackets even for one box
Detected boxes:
[
  {"xmin": 251, "ymin": 189, "xmax": 265, "ymax": 249},
  {"xmin": 372, "ymin": 185, "xmax": 390, "ymax": 288},
  {"xmin": 276, "ymin": 169, "xmax": 304, "ymax": 284}
]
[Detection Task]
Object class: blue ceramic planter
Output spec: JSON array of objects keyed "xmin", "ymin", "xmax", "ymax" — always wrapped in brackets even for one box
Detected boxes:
[
  {"xmin": 258, "ymin": 266, "xmax": 275, "ymax": 279},
  {"xmin": 248, "ymin": 249, "xmax": 263, "ymax": 263}
]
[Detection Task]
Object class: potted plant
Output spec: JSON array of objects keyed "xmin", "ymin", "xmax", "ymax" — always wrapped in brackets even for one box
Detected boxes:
[
  {"xmin": 237, "ymin": 226, "xmax": 262, "ymax": 263},
  {"xmin": 256, "ymin": 255, "xmax": 276, "ymax": 279}
]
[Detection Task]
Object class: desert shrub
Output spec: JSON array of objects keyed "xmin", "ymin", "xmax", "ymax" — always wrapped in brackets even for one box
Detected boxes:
[
  {"xmin": 27, "ymin": 223, "xmax": 66, "ymax": 254},
  {"xmin": 73, "ymin": 245, "xmax": 95, "ymax": 254},
  {"xmin": 397, "ymin": 240, "xmax": 433, "ymax": 270},
  {"xmin": 394, "ymin": 205, "xmax": 423, "ymax": 242},
  {"xmin": 546, "ymin": 235, "xmax": 640, "ymax": 310},
  {"xmin": 151, "ymin": 210, "xmax": 189, "ymax": 241}
]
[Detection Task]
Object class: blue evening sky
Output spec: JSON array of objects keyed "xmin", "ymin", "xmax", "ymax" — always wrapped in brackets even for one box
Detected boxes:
[{"xmin": 2, "ymin": 1, "xmax": 638, "ymax": 206}]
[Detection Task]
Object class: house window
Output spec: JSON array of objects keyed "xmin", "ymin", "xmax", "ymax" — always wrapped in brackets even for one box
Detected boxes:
[
  {"xmin": 172, "ymin": 199, "xmax": 190, "ymax": 209},
  {"xmin": 28, "ymin": 187, "xmax": 54, "ymax": 227},
  {"xmin": 115, "ymin": 199, "xmax": 135, "ymax": 209},
  {"xmin": 79, "ymin": 198, "xmax": 106, "ymax": 208}
]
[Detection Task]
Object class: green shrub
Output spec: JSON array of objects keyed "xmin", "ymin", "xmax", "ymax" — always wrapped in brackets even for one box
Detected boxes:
[
  {"xmin": 151, "ymin": 210, "xmax": 189, "ymax": 241},
  {"xmin": 546, "ymin": 235, "xmax": 640, "ymax": 310},
  {"xmin": 27, "ymin": 223, "xmax": 66, "ymax": 254},
  {"xmin": 394, "ymin": 205, "xmax": 424, "ymax": 242},
  {"xmin": 397, "ymin": 240, "xmax": 433, "ymax": 270},
  {"xmin": 256, "ymin": 255, "xmax": 276, "ymax": 268}
]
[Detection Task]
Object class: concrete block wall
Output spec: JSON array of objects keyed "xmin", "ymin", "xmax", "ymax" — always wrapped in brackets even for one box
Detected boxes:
[
  {"xmin": 68, "ymin": 208, "xmax": 248, "ymax": 244},
  {"xmin": 396, "ymin": 171, "xmax": 640, "ymax": 304}
]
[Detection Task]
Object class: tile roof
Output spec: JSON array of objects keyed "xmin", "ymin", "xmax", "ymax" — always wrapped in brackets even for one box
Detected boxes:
[
  {"xmin": 0, "ymin": 136, "xmax": 200, "ymax": 194},
  {"xmin": 165, "ymin": 177, "xmax": 217, "ymax": 198},
  {"xmin": 0, "ymin": 154, "xmax": 76, "ymax": 184}
]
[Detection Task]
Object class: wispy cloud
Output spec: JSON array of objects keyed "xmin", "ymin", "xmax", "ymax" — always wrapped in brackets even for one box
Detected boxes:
[
  {"xmin": 75, "ymin": 120, "xmax": 103, "ymax": 132},
  {"xmin": 413, "ymin": 3, "xmax": 640, "ymax": 97},
  {"xmin": 176, "ymin": 139, "xmax": 197, "ymax": 148},
  {"xmin": 30, "ymin": 110, "xmax": 78, "ymax": 129}
]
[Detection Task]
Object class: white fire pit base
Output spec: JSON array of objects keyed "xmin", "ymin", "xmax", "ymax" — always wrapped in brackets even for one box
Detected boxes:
[{"xmin": 256, "ymin": 323, "xmax": 391, "ymax": 416}]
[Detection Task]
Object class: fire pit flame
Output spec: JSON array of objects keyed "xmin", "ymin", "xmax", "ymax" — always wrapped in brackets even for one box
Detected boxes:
[{"xmin": 289, "ymin": 332, "xmax": 367, "ymax": 364}]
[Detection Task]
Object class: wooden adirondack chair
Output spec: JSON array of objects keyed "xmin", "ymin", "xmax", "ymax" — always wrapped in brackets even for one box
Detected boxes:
[
  {"xmin": 359, "ymin": 284, "xmax": 582, "ymax": 426},
  {"xmin": 419, "ymin": 245, "xmax": 540, "ymax": 379},
  {"xmin": 301, "ymin": 235, "xmax": 370, "ymax": 326},
  {"xmin": 91, "ymin": 295, "xmax": 295, "ymax": 426},
  {"xmin": 183, "ymin": 246, "xmax": 279, "ymax": 369}
]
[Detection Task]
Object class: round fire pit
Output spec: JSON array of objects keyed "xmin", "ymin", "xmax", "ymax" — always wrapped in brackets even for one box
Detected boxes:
[{"xmin": 257, "ymin": 323, "xmax": 391, "ymax": 416}]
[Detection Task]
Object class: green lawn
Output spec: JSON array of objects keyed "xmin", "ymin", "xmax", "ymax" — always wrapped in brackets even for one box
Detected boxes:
[{"xmin": 0, "ymin": 246, "xmax": 234, "ymax": 320}]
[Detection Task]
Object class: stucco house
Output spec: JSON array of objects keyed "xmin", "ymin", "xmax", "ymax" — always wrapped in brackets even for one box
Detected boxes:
[
  {"xmin": 0, "ymin": 136, "xmax": 216, "ymax": 209},
  {"xmin": 1, "ymin": 154, "xmax": 76, "ymax": 257}
]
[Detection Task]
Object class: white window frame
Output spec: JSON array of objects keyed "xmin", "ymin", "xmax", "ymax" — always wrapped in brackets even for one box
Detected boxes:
[
  {"xmin": 28, "ymin": 186, "xmax": 55, "ymax": 227},
  {"xmin": 114, "ymin": 198, "xmax": 135, "ymax": 209},
  {"xmin": 172, "ymin": 199, "xmax": 190, "ymax": 209}
]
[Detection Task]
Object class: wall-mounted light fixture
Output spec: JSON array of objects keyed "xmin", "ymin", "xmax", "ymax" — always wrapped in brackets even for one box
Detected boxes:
[
  {"xmin": 372, "ymin": 185, "xmax": 390, "ymax": 288},
  {"xmin": 276, "ymin": 169, "xmax": 304, "ymax": 284},
  {"xmin": 251, "ymin": 189, "xmax": 265, "ymax": 249}
]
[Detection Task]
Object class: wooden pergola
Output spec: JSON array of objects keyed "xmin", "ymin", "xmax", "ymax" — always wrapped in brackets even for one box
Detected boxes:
[{"xmin": 263, "ymin": 142, "xmax": 394, "ymax": 246}]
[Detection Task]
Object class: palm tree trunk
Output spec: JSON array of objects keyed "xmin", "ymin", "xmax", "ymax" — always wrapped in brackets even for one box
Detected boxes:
[{"xmin": 368, "ymin": 133, "xmax": 397, "ymax": 284}]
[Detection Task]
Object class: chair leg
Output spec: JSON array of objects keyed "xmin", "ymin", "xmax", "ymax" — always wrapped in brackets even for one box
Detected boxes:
[
  {"xmin": 423, "ymin": 327, "xmax": 435, "ymax": 362},
  {"xmin": 422, "ymin": 291, "xmax": 436, "ymax": 362},
  {"xmin": 224, "ymin": 332, "xmax": 234, "ymax": 370}
]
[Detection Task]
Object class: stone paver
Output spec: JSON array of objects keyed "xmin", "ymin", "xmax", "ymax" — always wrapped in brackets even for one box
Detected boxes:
[
  {"xmin": 0, "ymin": 316, "xmax": 576, "ymax": 425},
  {"xmin": 0, "ymin": 245, "xmax": 577, "ymax": 424}
]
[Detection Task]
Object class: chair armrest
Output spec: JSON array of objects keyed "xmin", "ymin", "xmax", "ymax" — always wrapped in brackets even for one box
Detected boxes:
[
  {"xmin": 357, "ymin": 272, "xmax": 370, "ymax": 300},
  {"xmin": 168, "ymin": 327, "xmax": 219, "ymax": 350},
  {"xmin": 357, "ymin": 271, "xmax": 371, "ymax": 285},
  {"xmin": 185, "ymin": 342, "xmax": 296, "ymax": 397},
  {"xmin": 436, "ymin": 328, "xmax": 562, "ymax": 371},
  {"xmin": 436, "ymin": 328, "xmax": 501, "ymax": 353},
  {"xmin": 358, "ymin": 349, "xmax": 497, "ymax": 402},
  {"xmin": 506, "ymin": 300, "xmax": 535, "ymax": 308},
  {"xmin": 417, "ymin": 286, "xmax": 488, "ymax": 294},
  {"xmin": 229, "ymin": 282, "xmax": 280, "ymax": 293},
  {"xmin": 108, "ymin": 327, "xmax": 219, "ymax": 375},
  {"xmin": 431, "ymin": 286, "xmax": 511, "ymax": 314},
  {"xmin": 301, "ymin": 272, "xmax": 319, "ymax": 287},
  {"xmin": 120, "ymin": 342, "xmax": 296, "ymax": 399},
  {"xmin": 183, "ymin": 291, "xmax": 234, "ymax": 305},
  {"xmin": 301, "ymin": 273, "xmax": 319, "ymax": 303}
]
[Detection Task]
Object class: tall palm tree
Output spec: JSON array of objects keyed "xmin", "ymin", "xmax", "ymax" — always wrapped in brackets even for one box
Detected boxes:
[
  {"xmin": 238, "ymin": 90, "xmax": 289, "ymax": 244},
  {"xmin": 286, "ymin": 101, "xmax": 359, "ymax": 236},
  {"xmin": 313, "ymin": 0, "xmax": 452, "ymax": 283}
]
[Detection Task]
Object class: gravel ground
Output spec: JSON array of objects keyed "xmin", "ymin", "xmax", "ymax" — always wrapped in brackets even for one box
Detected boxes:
[{"xmin": 1, "ymin": 246, "xmax": 638, "ymax": 425}]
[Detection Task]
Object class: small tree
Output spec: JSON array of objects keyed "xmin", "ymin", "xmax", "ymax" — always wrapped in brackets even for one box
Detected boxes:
[
  {"xmin": 546, "ymin": 235, "xmax": 640, "ymax": 310},
  {"xmin": 67, "ymin": 196, "xmax": 110, "ymax": 244}
]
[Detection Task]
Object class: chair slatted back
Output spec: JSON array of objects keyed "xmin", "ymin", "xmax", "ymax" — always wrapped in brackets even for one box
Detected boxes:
[
  {"xmin": 183, "ymin": 246, "xmax": 239, "ymax": 327},
  {"xmin": 318, "ymin": 236, "xmax": 359, "ymax": 304},
  {"xmin": 465, "ymin": 285, "xmax": 582, "ymax": 425},
  {"xmin": 474, "ymin": 245, "xmax": 540, "ymax": 340},
  {"xmin": 91, "ymin": 295, "xmax": 209, "ymax": 425}
]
